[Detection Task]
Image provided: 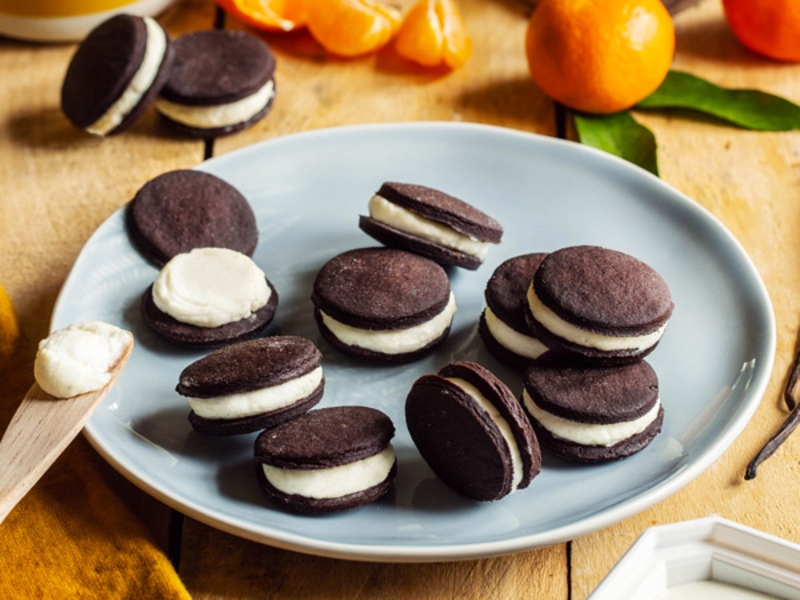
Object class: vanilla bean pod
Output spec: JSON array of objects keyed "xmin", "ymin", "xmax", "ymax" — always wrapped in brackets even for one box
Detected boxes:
[{"xmin": 745, "ymin": 343, "xmax": 800, "ymax": 479}]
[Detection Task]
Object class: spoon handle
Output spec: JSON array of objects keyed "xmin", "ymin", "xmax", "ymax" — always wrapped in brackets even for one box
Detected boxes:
[{"xmin": 0, "ymin": 344, "xmax": 130, "ymax": 524}]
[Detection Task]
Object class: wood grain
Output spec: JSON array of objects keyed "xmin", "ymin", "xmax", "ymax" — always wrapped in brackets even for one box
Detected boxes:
[
  {"xmin": 179, "ymin": 517, "xmax": 568, "ymax": 600},
  {"xmin": 214, "ymin": 0, "xmax": 555, "ymax": 157},
  {"xmin": 570, "ymin": 2, "xmax": 800, "ymax": 598},
  {"xmin": 0, "ymin": 0, "xmax": 215, "ymax": 550}
]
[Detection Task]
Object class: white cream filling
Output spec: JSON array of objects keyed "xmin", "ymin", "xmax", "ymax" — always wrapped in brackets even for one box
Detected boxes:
[
  {"xmin": 34, "ymin": 322, "xmax": 132, "ymax": 398},
  {"xmin": 153, "ymin": 247, "xmax": 270, "ymax": 328},
  {"xmin": 187, "ymin": 367, "xmax": 322, "ymax": 420},
  {"xmin": 447, "ymin": 377, "xmax": 524, "ymax": 491},
  {"xmin": 319, "ymin": 292, "xmax": 457, "ymax": 355},
  {"xmin": 368, "ymin": 194, "xmax": 490, "ymax": 258},
  {"xmin": 526, "ymin": 282, "xmax": 666, "ymax": 352},
  {"xmin": 155, "ymin": 79, "xmax": 275, "ymax": 129},
  {"xmin": 263, "ymin": 445, "xmax": 395, "ymax": 499},
  {"xmin": 484, "ymin": 307, "xmax": 547, "ymax": 359},
  {"xmin": 86, "ymin": 17, "xmax": 167, "ymax": 136},
  {"xmin": 522, "ymin": 389, "xmax": 661, "ymax": 447}
]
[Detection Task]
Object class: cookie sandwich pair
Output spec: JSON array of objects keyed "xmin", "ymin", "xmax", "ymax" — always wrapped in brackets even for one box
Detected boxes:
[
  {"xmin": 62, "ymin": 14, "xmax": 276, "ymax": 137},
  {"xmin": 480, "ymin": 245, "xmax": 674, "ymax": 464}
]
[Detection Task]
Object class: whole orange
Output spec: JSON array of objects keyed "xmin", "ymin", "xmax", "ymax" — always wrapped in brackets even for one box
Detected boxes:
[
  {"xmin": 723, "ymin": 0, "xmax": 800, "ymax": 62},
  {"xmin": 525, "ymin": 0, "xmax": 675, "ymax": 114}
]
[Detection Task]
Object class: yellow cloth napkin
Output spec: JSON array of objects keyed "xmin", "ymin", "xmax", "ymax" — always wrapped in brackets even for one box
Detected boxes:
[{"xmin": 0, "ymin": 347, "xmax": 191, "ymax": 600}]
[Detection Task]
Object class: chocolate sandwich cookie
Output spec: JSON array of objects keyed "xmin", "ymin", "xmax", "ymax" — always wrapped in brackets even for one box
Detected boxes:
[
  {"xmin": 177, "ymin": 336, "xmax": 323, "ymax": 436},
  {"xmin": 406, "ymin": 362, "xmax": 541, "ymax": 501},
  {"xmin": 155, "ymin": 30, "xmax": 276, "ymax": 137},
  {"xmin": 359, "ymin": 182, "xmax": 503, "ymax": 270},
  {"xmin": 127, "ymin": 169, "xmax": 258, "ymax": 266},
  {"xmin": 311, "ymin": 247, "xmax": 456, "ymax": 363},
  {"xmin": 522, "ymin": 357, "xmax": 664, "ymax": 463},
  {"xmin": 255, "ymin": 406, "xmax": 397, "ymax": 514},
  {"xmin": 480, "ymin": 253, "xmax": 549, "ymax": 369},
  {"xmin": 142, "ymin": 247, "xmax": 278, "ymax": 348},
  {"xmin": 61, "ymin": 14, "xmax": 173, "ymax": 136},
  {"xmin": 525, "ymin": 245, "xmax": 674, "ymax": 365}
]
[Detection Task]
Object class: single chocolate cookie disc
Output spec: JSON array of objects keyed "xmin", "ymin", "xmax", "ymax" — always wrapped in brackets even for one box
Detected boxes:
[
  {"xmin": 525, "ymin": 245, "xmax": 674, "ymax": 365},
  {"xmin": 479, "ymin": 253, "xmax": 549, "ymax": 369},
  {"xmin": 522, "ymin": 356, "xmax": 664, "ymax": 463},
  {"xmin": 359, "ymin": 182, "xmax": 503, "ymax": 270},
  {"xmin": 126, "ymin": 169, "xmax": 258, "ymax": 266},
  {"xmin": 311, "ymin": 247, "xmax": 456, "ymax": 363},
  {"xmin": 406, "ymin": 361, "xmax": 541, "ymax": 501},
  {"xmin": 61, "ymin": 14, "xmax": 173, "ymax": 136},
  {"xmin": 177, "ymin": 336, "xmax": 324, "ymax": 436},
  {"xmin": 254, "ymin": 406, "xmax": 397, "ymax": 514},
  {"xmin": 155, "ymin": 30, "xmax": 276, "ymax": 137}
]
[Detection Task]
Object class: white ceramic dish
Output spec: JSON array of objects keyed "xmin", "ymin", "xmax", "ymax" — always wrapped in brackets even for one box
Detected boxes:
[
  {"xmin": 52, "ymin": 122, "xmax": 776, "ymax": 562},
  {"xmin": 589, "ymin": 516, "xmax": 800, "ymax": 599}
]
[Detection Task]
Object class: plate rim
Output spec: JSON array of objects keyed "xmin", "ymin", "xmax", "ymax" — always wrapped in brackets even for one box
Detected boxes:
[{"xmin": 53, "ymin": 121, "xmax": 776, "ymax": 562}]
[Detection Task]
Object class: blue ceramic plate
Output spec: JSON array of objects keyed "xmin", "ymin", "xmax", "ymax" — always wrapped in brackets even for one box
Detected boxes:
[{"xmin": 52, "ymin": 123, "xmax": 775, "ymax": 562}]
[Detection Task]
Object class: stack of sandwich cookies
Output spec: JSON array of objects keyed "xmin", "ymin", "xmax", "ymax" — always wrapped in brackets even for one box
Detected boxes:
[
  {"xmin": 522, "ymin": 357, "xmax": 664, "ymax": 462},
  {"xmin": 480, "ymin": 253, "xmax": 549, "ymax": 369},
  {"xmin": 177, "ymin": 337, "xmax": 324, "ymax": 436},
  {"xmin": 359, "ymin": 182, "xmax": 503, "ymax": 270},
  {"xmin": 525, "ymin": 246, "xmax": 674, "ymax": 365},
  {"xmin": 254, "ymin": 406, "xmax": 397, "ymax": 514},
  {"xmin": 155, "ymin": 30, "xmax": 276, "ymax": 137},
  {"xmin": 142, "ymin": 247, "xmax": 278, "ymax": 347},
  {"xmin": 312, "ymin": 248, "xmax": 456, "ymax": 362},
  {"xmin": 61, "ymin": 14, "xmax": 173, "ymax": 136},
  {"xmin": 126, "ymin": 169, "xmax": 258, "ymax": 266},
  {"xmin": 406, "ymin": 362, "xmax": 540, "ymax": 501}
]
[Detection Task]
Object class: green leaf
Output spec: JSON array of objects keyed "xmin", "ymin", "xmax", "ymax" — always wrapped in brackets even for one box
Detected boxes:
[
  {"xmin": 573, "ymin": 111, "xmax": 659, "ymax": 177},
  {"xmin": 638, "ymin": 70, "xmax": 800, "ymax": 131}
]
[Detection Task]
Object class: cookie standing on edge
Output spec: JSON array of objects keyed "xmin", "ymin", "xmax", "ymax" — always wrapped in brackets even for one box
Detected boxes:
[
  {"xmin": 311, "ymin": 247, "xmax": 457, "ymax": 363},
  {"xmin": 142, "ymin": 247, "xmax": 278, "ymax": 348},
  {"xmin": 254, "ymin": 406, "xmax": 397, "ymax": 514},
  {"xmin": 176, "ymin": 337, "xmax": 324, "ymax": 436},
  {"xmin": 127, "ymin": 169, "xmax": 258, "ymax": 266},
  {"xmin": 480, "ymin": 253, "xmax": 549, "ymax": 369},
  {"xmin": 522, "ymin": 357, "xmax": 664, "ymax": 463},
  {"xmin": 525, "ymin": 245, "xmax": 674, "ymax": 365},
  {"xmin": 406, "ymin": 362, "xmax": 541, "ymax": 501},
  {"xmin": 61, "ymin": 14, "xmax": 173, "ymax": 136},
  {"xmin": 359, "ymin": 182, "xmax": 503, "ymax": 270},
  {"xmin": 155, "ymin": 30, "xmax": 276, "ymax": 137}
]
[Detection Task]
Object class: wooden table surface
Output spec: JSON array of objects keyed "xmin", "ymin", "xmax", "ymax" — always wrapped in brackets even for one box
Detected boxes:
[{"xmin": 1, "ymin": 0, "xmax": 799, "ymax": 598}]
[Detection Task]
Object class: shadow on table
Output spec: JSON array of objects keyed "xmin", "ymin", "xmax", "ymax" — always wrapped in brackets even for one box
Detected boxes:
[{"xmin": 6, "ymin": 107, "xmax": 96, "ymax": 149}]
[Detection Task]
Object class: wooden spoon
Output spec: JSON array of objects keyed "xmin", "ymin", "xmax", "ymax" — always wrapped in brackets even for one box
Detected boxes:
[{"xmin": 0, "ymin": 338, "xmax": 133, "ymax": 524}]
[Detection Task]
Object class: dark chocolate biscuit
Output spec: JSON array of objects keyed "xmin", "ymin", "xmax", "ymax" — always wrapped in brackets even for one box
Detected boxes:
[
  {"xmin": 61, "ymin": 14, "xmax": 173, "ymax": 135},
  {"xmin": 254, "ymin": 406, "xmax": 396, "ymax": 513},
  {"xmin": 126, "ymin": 169, "xmax": 258, "ymax": 267},
  {"xmin": 311, "ymin": 248, "xmax": 454, "ymax": 362},
  {"xmin": 406, "ymin": 361, "xmax": 541, "ymax": 501},
  {"xmin": 526, "ymin": 246, "xmax": 674, "ymax": 365},
  {"xmin": 157, "ymin": 30, "xmax": 276, "ymax": 136},
  {"xmin": 479, "ymin": 253, "xmax": 548, "ymax": 369},
  {"xmin": 522, "ymin": 356, "xmax": 663, "ymax": 463},
  {"xmin": 140, "ymin": 280, "xmax": 278, "ymax": 348},
  {"xmin": 359, "ymin": 216, "xmax": 482, "ymax": 270},
  {"xmin": 177, "ymin": 336, "xmax": 324, "ymax": 436},
  {"xmin": 359, "ymin": 182, "xmax": 503, "ymax": 270}
]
